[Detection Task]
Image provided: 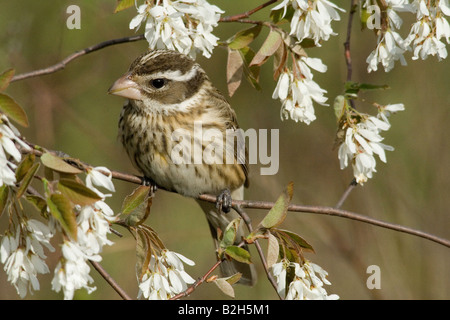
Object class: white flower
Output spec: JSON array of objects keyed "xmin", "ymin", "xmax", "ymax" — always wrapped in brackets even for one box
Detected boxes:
[
  {"xmin": 1, "ymin": 218, "xmax": 55, "ymax": 298},
  {"xmin": 403, "ymin": 0, "xmax": 450, "ymax": 61},
  {"xmin": 138, "ymin": 249, "xmax": 195, "ymax": 300},
  {"xmin": 337, "ymin": 106, "xmax": 404, "ymax": 184},
  {"xmin": 51, "ymin": 241, "xmax": 96, "ymax": 300},
  {"xmin": 367, "ymin": 30, "xmax": 408, "ymax": 72},
  {"xmin": 76, "ymin": 204, "xmax": 114, "ymax": 259},
  {"xmin": 377, "ymin": 103, "xmax": 405, "ymax": 124},
  {"xmin": 272, "ymin": 258, "xmax": 338, "ymax": 300},
  {"xmin": 0, "ymin": 115, "xmax": 30, "ymax": 187},
  {"xmin": 273, "ymin": 0, "xmax": 345, "ymax": 46},
  {"xmin": 85, "ymin": 166, "xmax": 116, "ymax": 198},
  {"xmin": 129, "ymin": 0, "xmax": 223, "ymax": 58},
  {"xmin": 274, "ymin": 57, "xmax": 328, "ymax": 124}
]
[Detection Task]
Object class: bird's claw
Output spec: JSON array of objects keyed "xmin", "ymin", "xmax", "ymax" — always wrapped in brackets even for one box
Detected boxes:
[
  {"xmin": 216, "ymin": 189, "xmax": 232, "ymax": 213},
  {"xmin": 142, "ymin": 176, "xmax": 158, "ymax": 195}
]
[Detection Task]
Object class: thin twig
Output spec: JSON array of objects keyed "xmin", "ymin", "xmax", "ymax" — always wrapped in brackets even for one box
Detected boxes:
[
  {"xmin": 219, "ymin": 0, "xmax": 279, "ymax": 22},
  {"xmin": 169, "ymin": 260, "xmax": 223, "ymax": 300},
  {"xmin": 11, "ymin": 34, "xmax": 145, "ymax": 82},
  {"xmin": 89, "ymin": 261, "xmax": 132, "ymax": 300},
  {"xmin": 335, "ymin": 178, "xmax": 358, "ymax": 209},
  {"xmin": 344, "ymin": 0, "xmax": 358, "ymax": 82},
  {"xmin": 233, "ymin": 204, "xmax": 282, "ymax": 300}
]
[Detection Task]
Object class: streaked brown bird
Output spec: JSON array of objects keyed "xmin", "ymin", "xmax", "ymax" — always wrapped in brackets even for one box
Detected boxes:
[{"xmin": 108, "ymin": 49, "xmax": 256, "ymax": 285}]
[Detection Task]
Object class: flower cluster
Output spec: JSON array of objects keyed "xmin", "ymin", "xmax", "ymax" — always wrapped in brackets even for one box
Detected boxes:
[
  {"xmin": 365, "ymin": 0, "xmax": 412, "ymax": 72},
  {"xmin": 138, "ymin": 249, "xmax": 195, "ymax": 300},
  {"xmin": 129, "ymin": 0, "xmax": 223, "ymax": 58},
  {"xmin": 365, "ymin": 0, "xmax": 450, "ymax": 72},
  {"xmin": 270, "ymin": 1, "xmax": 344, "ymax": 124},
  {"xmin": 1, "ymin": 219, "xmax": 55, "ymax": 298},
  {"xmin": 405, "ymin": 0, "xmax": 450, "ymax": 60},
  {"xmin": 337, "ymin": 103, "xmax": 405, "ymax": 184},
  {"xmin": 0, "ymin": 115, "xmax": 30, "ymax": 187},
  {"xmin": 272, "ymin": 0, "xmax": 345, "ymax": 46},
  {"xmin": 272, "ymin": 258, "xmax": 339, "ymax": 300},
  {"xmin": 51, "ymin": 167, "xmax": 117, "ymax": 300},
  {"xmin": 273, "ymin": 57, "xmax": 328, "ymax": 124}
]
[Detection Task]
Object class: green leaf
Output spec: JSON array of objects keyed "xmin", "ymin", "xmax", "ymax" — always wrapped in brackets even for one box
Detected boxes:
[
  {"xmin": 134, "ymin": 228, "xmax": 152, "ymax": 280},
  {"xmin": 250, "ymin": 29, "xmax": 283, "ymax": 67},
  {"xmin": 245, "ymin": 228, "xmax": 266, "ymax": 244},
  {"xmin": 228, "ymin": 25, "xmax": 262, "ymax": 50},
  {"xmin": 26, "ymin": 195, "xmax": 47, "ymax": 214},
  {"xmin": 345, "ymin": 81, "xmax": 389, "ymax": 95},
  {"xmin": 47, "ymin": 193, "xmax": 77, "ymax": 240},
  {"xmin": 16, "ymin": 162, "xmax": 40, "ymax": 199},
  {"xmin": 121, "ymin": 185, "xmax": 151, "ymax": 215},
  {"xmin": 15, "ymin": 153, "xmax": 36, "ymax": 183},
  {"xmin": 124, "ymin": 197, "xmax": 152, "ymax": 226},
  {"xmin": 114, "ymin": 0, "xmax": 135, "ymax": 13},
  {"xmin": 277, "ymin": 229, "xmax": 315, "ymax": 253},
  {"xmin": 266, "ymin": 232, "xmax": 279, "ymax": 269},
  {"xmin": 282, "ymin": 32, "xmax": 307, "ymax": 57},
  {"xmin": 221, "ymin": 218, "xmax": 241, "ymax": 248},
  {"xmin": 0, "ymin": 93, "xmax": 28, "ymax": 127},
  {"xmin": 226, "ymin": 48, "xmax": 244, "ymax": 97},
  {"xmin": 333, "ymin": 95, "xmax": 347, "ymax": 121},
  {"xmin": 0, "ymin": 185, "xmax": 10, "ymax": 217},
  {"xmin": 121, "ymin": 185, "xmax": 152, "ymax": 226},
  {"xmin": 273, "ymin": 41, "xmax": 287, "ymax": 80},
  {"xmin": 0, "ymin": 69, "xmax": 15, "ymax": 92},
  {"xmin": 225, "ymin": 246, "xmax": 252, "ymax": 264},
  {"xmin": 58, "ymin": 178, "xmax": 102, "ymax": 206},
  {"xmin": 239, "ymin": 47, "xmax": 261, "ymax": 90},
  {"xmin": 40, "ymin": 153, "xmax": 83, "ymax": 174},
  {"xmin": 260, "ymin": 181, "xmax": 294, "ymax": 229},
  {"xmin": 214, "ymin": 277, "xmax": 237, "ymax": 298},
  {"xmin": 224, "ymin": 272, "xmax": 242, "ymax": 286}
]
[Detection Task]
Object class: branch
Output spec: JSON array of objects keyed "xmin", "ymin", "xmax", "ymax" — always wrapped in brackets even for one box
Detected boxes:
[
  {"xmin": 169, "ymin": 260, "xmax": 223, "ymax": 300},
  {"xmin": 335, "ymin": 178, "xmax": 358, "ymax": 209},
  {"xmin": 104, "ymin": 164, "xmax": 450, "ymax": 248},
  {"xmin": 219, "ymin": 0, "xmax": 279, "ymax": 23},
  {"xmin": 233, "ymin": 204, "xmax": 282, "ymax": 299},
  {"xmin": 344, "ymin": 0, "xmax": 358, "ymax": 82},
  {"xmin": 197, "ymin": 194, "xmax": 450, "ymax": 249},
  {"xmin": 89, "ymin": 261, "xmax": 132, "ymax": 300},
  {"xmin": 10, "ymin": 34, "xmax": 145, "ymax": 82},
  {"xmin": 23, "ymin": 144, "xmax": 450, "ymax": 249}
]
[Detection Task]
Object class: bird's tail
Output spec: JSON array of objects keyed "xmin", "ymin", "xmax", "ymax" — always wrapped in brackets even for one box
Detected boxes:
[{"xmin": 196, "ymin": 186, "xmax": 257, "ymax": 286}]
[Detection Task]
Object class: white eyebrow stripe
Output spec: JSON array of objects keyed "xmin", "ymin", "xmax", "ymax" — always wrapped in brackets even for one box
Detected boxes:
[
  {"xmin": 151, "ymin": 65, "xmax": 198, "ymax": 82},
  {"xmin": 139, "ymin": 51, "xmax": 164, "ymax": 65}
]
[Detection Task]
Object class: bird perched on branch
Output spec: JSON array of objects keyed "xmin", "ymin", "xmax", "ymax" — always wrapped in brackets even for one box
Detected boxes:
[{"xmin": 108, "ymin": 49, "xmax": 256, "ymax": 285}]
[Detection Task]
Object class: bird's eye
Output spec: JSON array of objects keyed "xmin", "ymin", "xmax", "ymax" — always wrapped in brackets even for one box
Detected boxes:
[{"xmin": 151, "ymin": 78, "xmax": 166, "ymax": 89}]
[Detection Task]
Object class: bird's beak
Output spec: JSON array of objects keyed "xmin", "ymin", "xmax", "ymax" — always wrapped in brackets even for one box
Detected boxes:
[{"xmin": 108, "ymin": 73, "xmax": 143, "ymax": 100}]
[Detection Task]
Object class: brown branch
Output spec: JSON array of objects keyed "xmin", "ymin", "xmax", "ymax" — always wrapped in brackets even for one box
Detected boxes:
[
  {"xmin": 344, "ymin": 0, "xmax": 358, "ymax": 82},
  {"xmin": 233, "ymin": 204, "xmax": 282, "ymax": 300},
  {"xmin": 10, "ymin": 34, "xmax": 145, "ymax": 82},
  {"xmin": 219, "ymin": 0, "xmax": 279, "ymax": 23},
  {"xmin": 198, "ymin": 194, "xmax": 450, "ymax": 249},
  {"xmin": 89, "ymin": 260, "xmax": 132, "ymax": 300},
  {"xmin": 107, "ymin": 163, "xmax": 450, "ymax": 249},
  {"xmin": 335, "ymin": 178, "xmax": 358, "ymax": 209},
  {"xmin": 21, "ymin": 144, "xmax": 450, "ymax": 249},
  {"xmin": 169, "ymin": 259, "xmax": 223, "ymax": 300}
]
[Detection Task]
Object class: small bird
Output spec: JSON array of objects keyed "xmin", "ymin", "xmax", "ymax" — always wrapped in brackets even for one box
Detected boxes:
[{"xmin": 108, "ymin": 49, "xmax": 256, "ymax": 285}]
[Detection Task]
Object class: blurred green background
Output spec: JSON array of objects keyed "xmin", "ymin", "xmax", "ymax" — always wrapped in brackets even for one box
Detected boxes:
[{"xmin": 0, "ymin": 0, "xmax": 449, "ymax": 300}]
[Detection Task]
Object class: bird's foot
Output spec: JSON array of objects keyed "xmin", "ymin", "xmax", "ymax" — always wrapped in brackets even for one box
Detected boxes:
[
  {"xmin": 142, "ymin": 176, "xmax": 158, "ymax": 195},
  {"xmin": 216, "ymin": 189, "xmax": 232, "ymax": 213}
]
